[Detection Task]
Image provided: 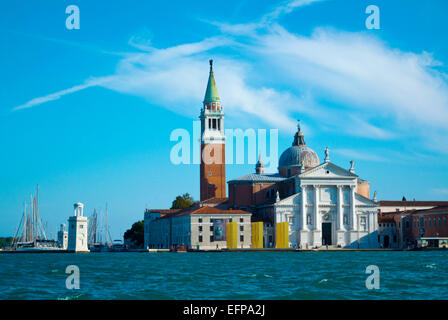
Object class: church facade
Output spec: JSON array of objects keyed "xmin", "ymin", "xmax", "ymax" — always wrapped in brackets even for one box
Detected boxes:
[{"xmin": 228, "ymin": 127, "xmax": 380, "ymax": 249}]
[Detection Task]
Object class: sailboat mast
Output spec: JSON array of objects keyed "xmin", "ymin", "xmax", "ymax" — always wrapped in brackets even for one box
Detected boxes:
[{"xmin": 36, "ymin": 184, "xmax": 39, "ymax": 241}]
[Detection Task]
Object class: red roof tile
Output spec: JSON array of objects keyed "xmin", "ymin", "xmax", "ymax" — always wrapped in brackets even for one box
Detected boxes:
[{"xmin": 380, "ymin": 201, "xmax": 448, "ymax": 207}]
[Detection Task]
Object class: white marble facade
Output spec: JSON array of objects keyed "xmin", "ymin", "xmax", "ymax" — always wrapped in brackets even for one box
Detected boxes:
[{"xmin": 274, "ymin": 162, "xmax": 379, "ymax": 249}]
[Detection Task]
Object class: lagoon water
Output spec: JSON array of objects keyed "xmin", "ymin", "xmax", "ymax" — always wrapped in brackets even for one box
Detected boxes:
[{"xmin": 0, "ymin": 251, "xmax": 447, "ymax": 300}]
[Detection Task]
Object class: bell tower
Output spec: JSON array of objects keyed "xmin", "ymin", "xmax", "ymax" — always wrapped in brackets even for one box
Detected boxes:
[{"xmin": 200, "ymin": 60, "xmax": 226, "ymax": 201}]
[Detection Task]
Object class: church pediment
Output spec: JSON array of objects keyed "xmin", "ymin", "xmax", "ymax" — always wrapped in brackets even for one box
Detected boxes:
[
  {"xmin": 299, "ymin": 162, "xmax": 358, "ymax": 179},
  {"xmin": 275, "ymin": 193, "xmax": 300, "ymax": 206}
]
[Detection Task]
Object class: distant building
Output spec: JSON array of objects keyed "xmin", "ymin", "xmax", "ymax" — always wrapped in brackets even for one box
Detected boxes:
[
  {"xmin": 378, "ymin": 216, "xmax": 399, "ymax": 248},
  {"xmin": 378, "ymin": 206, "xmax": 448, "ymax": 249},
  {"xmin": 145, "ymin": 205, "xmax": 251, "ymax": 250},
  {"xmin": 57, "ymin": 224, "xmax": 68, "ymax": 249},
  {"xmin": 67, "ymin": 202, "xmax": 89, "ymax": 252},
  {"xmin": 379, "ymin": 200, "xmax": 448, "ymax": 214},
  {"xmin": 410, "ymin": 206, "xmax": 448, "ymax": 248}
]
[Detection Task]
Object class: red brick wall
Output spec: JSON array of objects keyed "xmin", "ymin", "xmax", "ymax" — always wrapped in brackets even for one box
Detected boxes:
[
  {"xmin": 200, "ymin": 144, "xmax": 226, "ymax": 201},
  {"xmin": 411, "ymin": 213, "xmax": 448, "ymax": 238}
]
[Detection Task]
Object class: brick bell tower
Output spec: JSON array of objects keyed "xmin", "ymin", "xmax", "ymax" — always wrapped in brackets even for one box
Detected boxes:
[{"xmin": 200, "ymin": 60, "xmax": 226, "ymax": 201}]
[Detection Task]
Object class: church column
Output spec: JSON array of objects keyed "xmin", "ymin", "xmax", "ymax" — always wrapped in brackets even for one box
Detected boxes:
[
  {"xmin": 350, "ymin": 185, "xmax": 356, "ymax": 230},
  {"xmin": 313, "ymin": 185, "xmax": 320, "ymax": 230},
  {"xmin": 337, "ymin": 185, "xmax": 344, "ymax": 230},
  {"xmin": 301, "ymin": 185, "xmax": 307, "ymax": 231}
]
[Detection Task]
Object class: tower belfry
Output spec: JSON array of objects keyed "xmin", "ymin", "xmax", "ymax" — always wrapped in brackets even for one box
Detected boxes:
[{"xmin": 199, "ymin": 60, "xmax": 226, "ymax": 201}]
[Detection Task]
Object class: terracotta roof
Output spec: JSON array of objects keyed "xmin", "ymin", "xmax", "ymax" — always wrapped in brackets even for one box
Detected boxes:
[
  {"xmin": 200, "ymin": 197, "xmax": 228, "ymax": 204},
  {"xmin": 148, "ymin": 209, "xmax": 181, "ymax": 215},
  {"xmin": 379, "ymin": 206, "xmax": 448, "ymax": 217},
  {"xmin": 378, "ymin": 216, "xmax": 396, "ymax": 223},
  {"xmin": 412, "ymin": 206, "xmax": 448, "ymax": 214},
  {"xmin": 155, "ymin": 205, "xmax": 251, "ymax": 220},
  {"xmin": 380, "ymin": 201, "xmax": 448, "ymax": 207}
]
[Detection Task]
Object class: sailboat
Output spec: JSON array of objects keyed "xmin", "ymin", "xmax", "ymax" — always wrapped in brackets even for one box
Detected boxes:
[
  {"xmin": 88, "ymin": 203, "xmax": 117, "ymax": 252},
  {"xmin": 12, "ymin": 185, "xmax": 60, "ymax": 252}
]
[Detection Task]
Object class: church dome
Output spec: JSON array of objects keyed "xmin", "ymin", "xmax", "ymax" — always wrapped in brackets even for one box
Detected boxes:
[
  {"xmin": 279, "ymin": 145, "xmax": 319, "ymax": 169},
  {"xmin": 278, "ymin": 123, "xmax": 319, "ymax": 170}
]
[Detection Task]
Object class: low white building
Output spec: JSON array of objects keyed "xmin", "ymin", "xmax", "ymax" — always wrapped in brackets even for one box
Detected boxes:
[{"xmin": 145, "ymin": 206, "xmax": 252, "ymax": 250}]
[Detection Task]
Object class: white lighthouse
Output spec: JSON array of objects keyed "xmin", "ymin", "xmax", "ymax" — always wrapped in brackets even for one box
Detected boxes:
[{"xmin": 67, "ymin": 202, "xmax": 89, "ymax": 252}]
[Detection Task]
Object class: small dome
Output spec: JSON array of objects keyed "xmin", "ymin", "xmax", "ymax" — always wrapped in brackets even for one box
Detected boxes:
[
  {"xmin": 279, "ymin": 145, "xmax": 319, "ymax": 169},
  {"xmin": 278, "ymin": 121, "xmax": 319, "ymax": 170}
]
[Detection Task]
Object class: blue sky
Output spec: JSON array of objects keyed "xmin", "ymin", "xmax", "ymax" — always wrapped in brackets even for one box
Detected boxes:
[{"xmin": 1, "ymin": 0, "xmax": 448, "ymax": 238}]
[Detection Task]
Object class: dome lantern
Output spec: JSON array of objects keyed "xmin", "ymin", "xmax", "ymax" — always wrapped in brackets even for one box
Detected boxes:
[{"xmin": 278, "ymin": 122, "xmax": 319, "ymax": 177}]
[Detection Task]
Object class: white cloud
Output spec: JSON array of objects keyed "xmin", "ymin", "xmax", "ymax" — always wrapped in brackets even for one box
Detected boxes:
[
  {"xmin": 12, "ymin": 78, "xmax": 108, "ymax": 111},
  {"xmin": 254, "ymin": 26, "xmax": 448, "ymax": 132},
  {"xmin": 10, "ymin": 0, "xmax": 448, "ymax": 154},
  {"xmin": 262, "ymin": 0, "xmax": 324, "ymax": 23}
]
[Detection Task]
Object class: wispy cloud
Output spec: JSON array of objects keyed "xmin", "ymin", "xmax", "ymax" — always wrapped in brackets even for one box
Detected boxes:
[
  {"xmin": 262, "ymin": 0, "xmax": 324, "ymax": 23},
  {"xmin": 12, "ymin": 78, "xmax": 109, "ymax": 111},
  {"xmin": 9, "ymin": 0, "xmax": 448, "ymax": 154}
]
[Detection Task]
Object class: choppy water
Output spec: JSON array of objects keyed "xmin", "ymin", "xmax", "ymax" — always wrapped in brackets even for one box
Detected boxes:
[{"xmin": 0, "ymin": 251, "xmax": 447, "ymax": 300}]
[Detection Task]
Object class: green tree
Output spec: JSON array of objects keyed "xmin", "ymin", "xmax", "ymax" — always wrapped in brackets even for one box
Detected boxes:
[
  {"xmin": 123, "ymin": 221, "xmax": 144, "ymax": 248},
  {"xmin": 171, "ymin": 193, "xmax": 196, "ymax": 209},
  {"xmin": 0, "ymin": 237, "xmax": 13, "ymax": 248}
]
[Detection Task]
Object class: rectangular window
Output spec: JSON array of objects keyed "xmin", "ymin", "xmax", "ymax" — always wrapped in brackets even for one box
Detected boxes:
[
  {"xmin": 199, "ymin": 235, "xmax": 203, "ymax": 242},
  {"xmin": 210, "ymin": 225, "xmax": 214, "ymax": 231},
  {"xmin": 240, "ymin": 225, "xmax": 244, "ymax": 231},
  {"xmin": 229, "ymin": 218, "xmax": 233, "ymax": 222},
  {"xmin": 240, "ymin": 235, "xmax": 244, "ymax": 242},
  {"xmin": 208, "ymin": 118, "xmax": 211, "ymax": 129},
  {"xmin": 199, "ymin": 226, "xmax": 202, "ymax": 232},
  {"xmin": 218, "ymin": 119, "xmax": 221, "ymax": 130},
  {"xmin": 198, "ymin": 218, "xmax": 202, "ymax": 223},
  {"xmin": 210, "ymin": 235, "xmax": 214, "ymax": 242},
  {"xmin": 212, "ymin": 118, "xmax": 217, "ymax": 129},
  {"xmin": 240, "ymin": 218, "xmax": 244, "ymax": 223}
]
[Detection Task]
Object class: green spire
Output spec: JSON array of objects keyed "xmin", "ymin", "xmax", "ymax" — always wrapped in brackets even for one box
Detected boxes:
[{"xmin": 203, "ymin": 59, "xmax": 220, "ymax": 103}]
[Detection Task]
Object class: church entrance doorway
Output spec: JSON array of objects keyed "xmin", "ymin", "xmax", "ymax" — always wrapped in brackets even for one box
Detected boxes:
[
  {"xmin": 322, "ymin": 222, "xmax": 332, "ymax": 245},
  {"xmin": 384, "ymin": 235, "xmax": 390, "ymax": 248}
]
